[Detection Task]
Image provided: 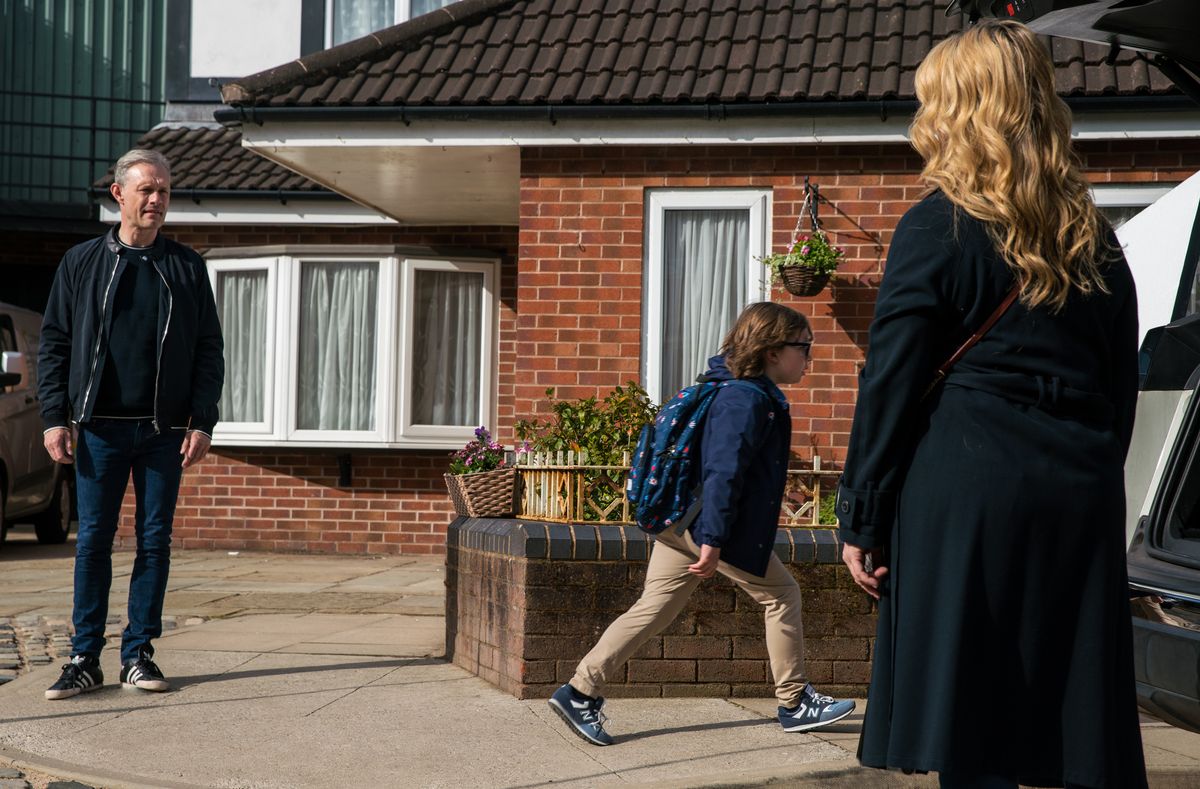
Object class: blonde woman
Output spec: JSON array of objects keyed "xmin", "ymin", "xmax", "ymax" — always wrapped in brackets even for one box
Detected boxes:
[{"xmin": 838, "ymin": 20, "xmax": 1147, "ymax": 789}]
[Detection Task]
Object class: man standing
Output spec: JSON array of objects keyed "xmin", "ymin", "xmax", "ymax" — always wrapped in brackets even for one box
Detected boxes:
[{"xmin": 38, "ymin": 149, "xmax": 223, "ymax": 699}]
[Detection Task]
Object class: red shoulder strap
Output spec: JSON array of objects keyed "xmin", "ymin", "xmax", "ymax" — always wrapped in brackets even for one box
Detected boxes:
[{"xmin": 923, "ymin": 285, "xmax": 1021, "ymax": 400}]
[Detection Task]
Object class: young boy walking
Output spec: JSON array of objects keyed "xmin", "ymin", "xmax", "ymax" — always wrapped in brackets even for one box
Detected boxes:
[{"xmin": 549, "ymin": 302, "xmax": 855, "ymax": 745}]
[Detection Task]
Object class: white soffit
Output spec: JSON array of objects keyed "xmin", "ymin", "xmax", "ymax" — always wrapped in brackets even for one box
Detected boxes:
[
  {"xmin": 232, "ymin": 109, "xmax": 1200, "ymax": 225},
  {"xmin": 99, "ymin": 201, "xmax": 398, "ymax": 225},
  {"xmin": 246, "ymin": 141, "xmax": 520, "ymax": 225}
]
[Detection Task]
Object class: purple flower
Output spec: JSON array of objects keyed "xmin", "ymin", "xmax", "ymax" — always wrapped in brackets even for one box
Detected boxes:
[{"xmin": 800, "ymin": 245, "xmax": 811, "ymax": 256}]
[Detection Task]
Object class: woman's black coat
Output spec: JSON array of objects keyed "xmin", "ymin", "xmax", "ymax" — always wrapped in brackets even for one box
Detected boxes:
[{"xmin": 838, "ymin": 192, "xmax": 1147, "ymax": 788}]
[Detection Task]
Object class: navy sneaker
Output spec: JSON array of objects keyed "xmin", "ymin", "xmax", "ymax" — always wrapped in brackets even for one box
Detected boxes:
[
  {"xmin": 778, "ymin": 683, "xmax": 856, "ymax": 732},
  {"xmin": 45, "ymin": 654, "xmax": 104, "ymax": 700},
  {"xmin": 120, "ymin": 647, "xmax": 170, "ymax": 692},
  {"xmin": 548, "ymin": 683, "xmax": 613, "ymax": 746}
]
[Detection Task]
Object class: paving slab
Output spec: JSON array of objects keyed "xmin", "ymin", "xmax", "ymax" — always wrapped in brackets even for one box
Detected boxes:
[
  {"xmin": 0, "ymin": 545, "xmax": 1194, "ymax": 788},
  {"xmin": 180, "ymin": 580, "xmax": 334, "ymax": 594},
  {"xmin": 193, "ymin": 592, "xmax": 401, "ymax": 612}
]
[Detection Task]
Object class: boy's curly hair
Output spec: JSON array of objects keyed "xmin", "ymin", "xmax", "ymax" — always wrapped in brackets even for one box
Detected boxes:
[{"xmin": 721, "ymin": 302, "xmax": 809, "ymax": 379}]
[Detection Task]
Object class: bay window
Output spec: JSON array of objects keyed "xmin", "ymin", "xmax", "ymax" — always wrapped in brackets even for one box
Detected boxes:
[{"xmin": 207, "ymin": 248, "xmax": 498, "ymax": 448}]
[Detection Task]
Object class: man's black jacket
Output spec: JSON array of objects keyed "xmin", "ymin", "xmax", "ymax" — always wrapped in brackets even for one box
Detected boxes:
[{"xmin": 37, "ymin": 226, "xmax": 224, "ymax": 434}]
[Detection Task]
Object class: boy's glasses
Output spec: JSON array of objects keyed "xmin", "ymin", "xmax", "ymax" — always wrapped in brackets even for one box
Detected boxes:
[{"xmin": 782, "ymin": 340, "xmax": 813, "ymax": 353}]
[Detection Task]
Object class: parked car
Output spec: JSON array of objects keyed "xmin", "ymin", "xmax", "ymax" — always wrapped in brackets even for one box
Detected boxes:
[
  {"xmin": 970, "ymin": 0, "xmax": 1200, "ymax": 734},
  {"xmin": 0, "ymin": 301, "xmax": 74, "ymax": 546}
]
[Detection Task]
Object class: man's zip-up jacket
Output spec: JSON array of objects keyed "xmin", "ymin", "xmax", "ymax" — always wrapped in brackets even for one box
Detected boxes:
[{"xmin": 37, "ymin": 226, "xmax": 224, "ymax": 435}]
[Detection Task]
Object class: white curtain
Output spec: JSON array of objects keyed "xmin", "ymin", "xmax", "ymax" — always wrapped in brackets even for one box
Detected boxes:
[
  {"xmin": 332, "ymin": 0, "xmax": 394, "ymax": 46},
  {"xmin": 298, "ymin": 262, "xmax": 378, "ymax": 431},
  {"xmin": 411, "ymin": 0, "xmax": 456, "ymax": 17},
  {"xmin": 411, "ymin": 269, "xmax": 483, "ymax": 426},
  {"xmin": 660, "ymin": 209, "xmax": 749, "ymax": 401},
  {"xmin": 216, "ymin": 270, "xmax": 267, "ymax": 423}
]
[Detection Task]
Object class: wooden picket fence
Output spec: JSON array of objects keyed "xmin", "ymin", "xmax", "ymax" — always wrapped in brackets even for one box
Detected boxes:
[{"xmin": 513, "ymin": 450, "xmax": 841, "ymax": 527}]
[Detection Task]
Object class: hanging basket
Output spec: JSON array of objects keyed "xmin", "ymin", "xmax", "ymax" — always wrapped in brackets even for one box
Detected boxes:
[
  {"xmin": 779, "ymin": 266, "xmax": 831, "ymax": 297},
  {"xmin": 444, "ymin": 466, "xmax": 518, "ymax": 518}
]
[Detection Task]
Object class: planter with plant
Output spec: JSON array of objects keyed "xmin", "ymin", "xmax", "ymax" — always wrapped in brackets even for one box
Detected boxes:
[
  {"xmin": 444, "ymin": 426, "xmax": 517, "ymax": 518},
  {"xmin": 760, "ymin": 231, "xmax": 844, "ymax": 297},
  {"xmin": 761, "ymin": 181, "xmax": 844, "ymax": 297}
]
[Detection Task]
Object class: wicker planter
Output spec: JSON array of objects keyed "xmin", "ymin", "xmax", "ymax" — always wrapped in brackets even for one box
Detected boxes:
[
  {"xmin": 779, "ymin": 266, "xmax": 831, "ymax": 297},
  {"xmin": 444, "ymin": 466, "xmax": 517, "ymax": 518}
]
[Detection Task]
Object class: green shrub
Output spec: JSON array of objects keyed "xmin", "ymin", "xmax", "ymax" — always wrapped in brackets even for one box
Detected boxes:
[
  {"xmin": 514, "ymin": 381, "xmax": 657, "ymax": 465},
  {"xmin": 515, "ymin": 382, "xmax": 657, "ymax": 522}
]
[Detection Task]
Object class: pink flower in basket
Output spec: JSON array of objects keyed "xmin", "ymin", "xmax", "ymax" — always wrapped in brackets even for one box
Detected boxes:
[{"xmin": 448, "ymin": 426, "xmax": 507, "ymax": 475}]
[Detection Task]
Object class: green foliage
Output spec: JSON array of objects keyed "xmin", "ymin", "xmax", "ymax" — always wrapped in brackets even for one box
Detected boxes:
[
  {"xmin": 514, "ymin": 381, "xmax": 657, "ymax": 465},
  {"xmin": 819, "ymin": 490, "xmax": 840, "ymax": 526},
  {"xmin": 760, "ymin": 231, "xmax": 845, "ymax": 279},
  {"xmin": 515, "ymin": 383, "xmax": 658, "ymax": 522}
]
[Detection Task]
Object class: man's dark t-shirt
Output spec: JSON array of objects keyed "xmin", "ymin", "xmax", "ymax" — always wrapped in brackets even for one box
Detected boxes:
[{"xmin": 93, "ymin": 242, "xmax": 160, "ymax": 418}]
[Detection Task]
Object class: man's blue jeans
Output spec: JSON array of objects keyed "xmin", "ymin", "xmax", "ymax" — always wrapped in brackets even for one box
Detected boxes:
[{"xmin": 72, "ymin": 419, "xmax": 185, "ymax": 664}]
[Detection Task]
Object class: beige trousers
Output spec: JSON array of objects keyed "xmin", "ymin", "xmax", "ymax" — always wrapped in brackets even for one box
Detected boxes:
[{"xmin": 570, "ymin": 528, "xmax": 808, "ymax": 707}]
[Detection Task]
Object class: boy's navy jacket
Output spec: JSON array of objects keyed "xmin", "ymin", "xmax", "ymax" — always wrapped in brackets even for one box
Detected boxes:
[
  {"xmin": 37, "ymin": 226, "xmax": 225, "ymax": 434},
  {"xmin": 691, "ymin": 355, "xmax": 792, "ymax": 577}
]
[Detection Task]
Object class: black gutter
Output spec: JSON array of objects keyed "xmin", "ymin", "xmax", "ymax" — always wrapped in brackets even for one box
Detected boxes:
[
  {"xmin": 213, "ymin": 94, "xmax": 1194, "ymax": 127},
  {"xmin": 214, "ymin": 100, "xmax": 920, "ymax": 126}
]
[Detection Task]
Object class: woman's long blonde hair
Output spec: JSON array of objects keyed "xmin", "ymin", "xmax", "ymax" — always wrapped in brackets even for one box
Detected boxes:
[{"xmin": 910, "ymin": 19, "xmax": 1109, "ymax": 312}]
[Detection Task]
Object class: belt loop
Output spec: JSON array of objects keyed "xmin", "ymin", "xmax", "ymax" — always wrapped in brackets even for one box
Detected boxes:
[
  {"xmin": 1034, "ymin": 376, "xmax": 1046, "ymax": 407},
  {"xmin": 1050, "ymin": 376, "xmax": 1062, "ymax": 406}
]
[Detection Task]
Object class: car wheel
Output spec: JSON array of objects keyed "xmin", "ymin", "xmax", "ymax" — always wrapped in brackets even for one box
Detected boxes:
[{"xmin": 33, "ymin": 473, "xmax": 73, "ymax": 545}]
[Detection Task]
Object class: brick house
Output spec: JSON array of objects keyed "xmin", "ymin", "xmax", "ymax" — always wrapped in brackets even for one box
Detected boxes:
[{"xmin": 105, "ymin": 0, "xmax": 1198, "ymax": 556}]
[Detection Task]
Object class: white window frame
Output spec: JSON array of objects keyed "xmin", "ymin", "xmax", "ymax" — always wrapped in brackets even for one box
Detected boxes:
[
  {"xmin": 326, "ymin": 0, "xmax": 452, "ymax": 48},
  {"xmin": 207, "ymin": 258, "xmax": 280, "ymax": 439},
  {"xmin": 398, "ymin": 257, "xmax": 498, "ymax": 441},
  {"xmin": 285, "ymin": 255, "xmax": 396, "ymax": 445},
  {"xmin": 643, "ymin": 188, "xmax": 771, "ymax": 402},
  {"xmin": 1092, "ymin": 183, "xmax": 1177, "ymax": 228},
  {"xmin": 207, "ymin": 250, "xmax": 499, "ymax": 449}
]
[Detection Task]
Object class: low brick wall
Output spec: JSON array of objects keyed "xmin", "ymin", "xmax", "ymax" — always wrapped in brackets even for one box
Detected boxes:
[{"xmin": 444, "ymin": 518, "xmax": 876, "ymax": 700}]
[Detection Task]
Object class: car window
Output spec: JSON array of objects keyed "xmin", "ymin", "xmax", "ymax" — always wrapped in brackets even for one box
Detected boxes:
[
  {"xmin": 0, "ymin": 323, "xmax": 15, "ymax": 353},
  {"xmin": 1160, "ymin": 444, "xmax": 1200, "ymax": 564}
]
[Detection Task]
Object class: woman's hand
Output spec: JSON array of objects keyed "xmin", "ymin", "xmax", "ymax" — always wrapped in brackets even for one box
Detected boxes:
[{"xmin": 842, "ymin": 543, "xmax": 888, "ymax": 600}]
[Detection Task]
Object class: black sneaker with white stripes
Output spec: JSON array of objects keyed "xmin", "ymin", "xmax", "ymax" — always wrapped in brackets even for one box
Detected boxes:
[
  {"xmin": 45, "ymin": 654, "xmax": 104, "ymax": 700},
  {"xmin": 120, "ymin": 648, "xmax": 170, "ymax": 692}
]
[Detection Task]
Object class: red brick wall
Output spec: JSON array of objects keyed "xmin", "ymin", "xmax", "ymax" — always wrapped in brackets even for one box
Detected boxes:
[
  {"xmin": 113, "ymin": 223, "xmax": 517, "ymax": 555},
  {"xmin": 111, "ymin": 139, "xmax": 1195, "ymax": 556},
  {"xmin": 168, "ymin": 449, "xmax": 456, "ymax": 555},
  {"xmin": 517, "ymin": 141, "xmax": 1195, "ymax": 466}
]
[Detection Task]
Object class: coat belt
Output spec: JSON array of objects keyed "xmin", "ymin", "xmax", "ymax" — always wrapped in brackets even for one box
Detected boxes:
[{"xmin": 942, "ymin": 371, "xmax": 1114, "ymax": 425}]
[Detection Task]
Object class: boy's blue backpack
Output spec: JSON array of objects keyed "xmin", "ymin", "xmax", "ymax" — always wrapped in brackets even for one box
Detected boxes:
[{"xmin": 626, "ymin": 379, "xmax": 762, "ymax": 535}]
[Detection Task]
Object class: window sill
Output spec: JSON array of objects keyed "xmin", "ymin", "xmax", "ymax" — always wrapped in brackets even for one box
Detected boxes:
[{"xmin": 211, "ymin": 436, "xmax": 466, "ymax": 451}]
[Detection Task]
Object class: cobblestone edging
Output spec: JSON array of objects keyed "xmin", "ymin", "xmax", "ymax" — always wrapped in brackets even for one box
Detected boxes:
[
  {"xmin": 0, "ymin": 615, "xmax": 192, "ymax": 681},
  {"xmin": 0, "ymin": 762, "xmax": 100, "ymax": 789}
]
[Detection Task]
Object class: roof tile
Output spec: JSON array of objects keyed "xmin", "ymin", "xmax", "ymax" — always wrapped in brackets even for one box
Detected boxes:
[
  {"xmin": 94, "ymin": 126, "xmax": 329, "ymax": 194},
  {"xmin": 221, "ymin": 0, "xmax": 1174, "ymax": 108}
]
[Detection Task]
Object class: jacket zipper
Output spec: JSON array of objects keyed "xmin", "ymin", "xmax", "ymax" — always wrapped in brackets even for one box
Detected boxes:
[
  {"xmin": 80, "ymin": 253, "xmax": 122, "ymax": 422},
  {"xmin": 150, "ymin": 259, "xmax": 173, "ymax": 435}
]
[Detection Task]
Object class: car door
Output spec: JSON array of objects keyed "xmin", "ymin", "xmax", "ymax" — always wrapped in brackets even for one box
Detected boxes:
[
  {"xmin": 0, "ymin": 312, "xmax": 38, "ymax": 513},
  {"xmin": 1111, "ymin": 126, "xmax": 1200, "ymax": 736}
]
